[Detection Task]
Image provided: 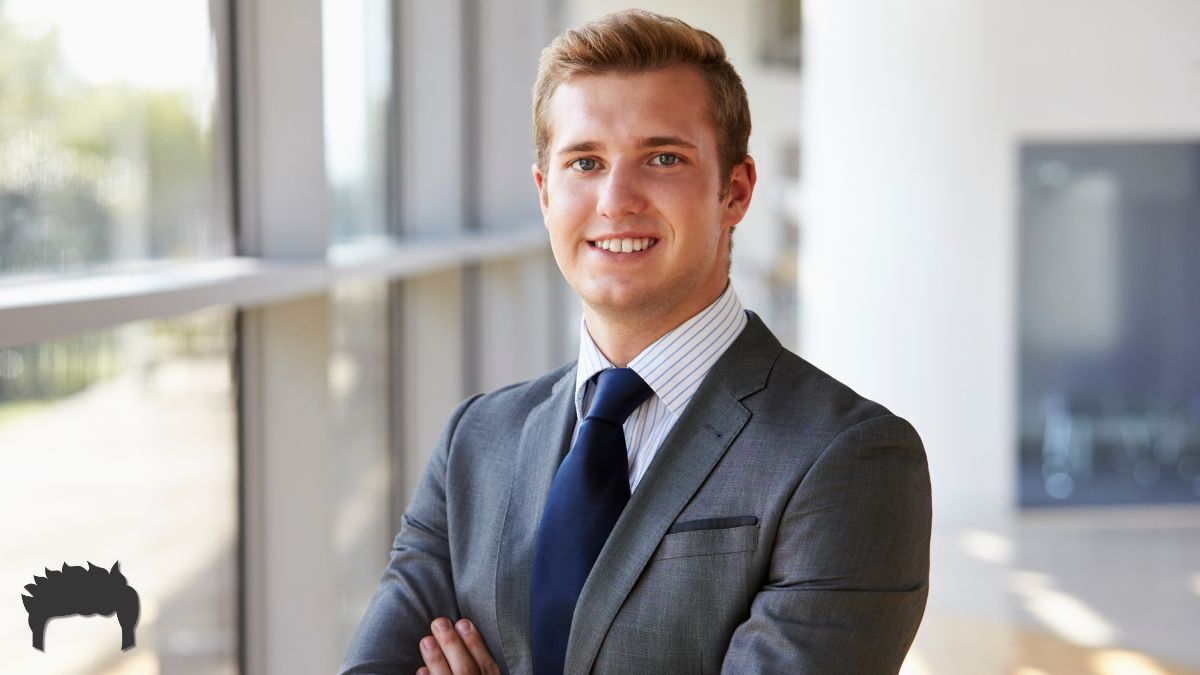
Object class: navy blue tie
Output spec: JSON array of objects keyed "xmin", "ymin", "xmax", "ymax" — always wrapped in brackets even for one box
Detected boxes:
[{"xmin": 530, "ymin": 367, "xmax": 653, "ymax": 675}]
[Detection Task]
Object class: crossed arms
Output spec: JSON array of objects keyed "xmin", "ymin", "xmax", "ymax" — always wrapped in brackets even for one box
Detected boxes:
[{"xmin": 340, "ymin": 396, "xmax": 931, "ymax": 674}]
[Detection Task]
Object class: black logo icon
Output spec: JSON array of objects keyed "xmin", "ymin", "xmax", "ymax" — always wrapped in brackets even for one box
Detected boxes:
[{"xmin": 21, "ymin": 561, "xmax": 140, "ymax": 652}]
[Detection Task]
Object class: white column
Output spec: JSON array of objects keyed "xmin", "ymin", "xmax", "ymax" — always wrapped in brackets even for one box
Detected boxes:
[
  {"xmin": 800, "ymin": 0, "xmax": 1014, "ymax": 525},
  {"xmin": 241, "ymin": 296, "xmax": 339, "ymax": 674},
  {"xmin": 236, "ymin": 0, "xmax": 331, "ymax": 259},
  {"xmin": 235, "ymin": 0, "xmax": 340, "ymax": 672}
]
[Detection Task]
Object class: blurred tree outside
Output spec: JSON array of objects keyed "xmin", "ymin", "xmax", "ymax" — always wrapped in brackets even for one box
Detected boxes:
[{"xmin": 0, "ymin": 3, "xmax": 220, "ymax": 278}]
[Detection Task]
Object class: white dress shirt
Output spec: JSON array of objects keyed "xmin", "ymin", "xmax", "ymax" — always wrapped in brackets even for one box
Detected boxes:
[{"xmin": 573, "ymin": 282, "xmax": 748, "ymax": 491}]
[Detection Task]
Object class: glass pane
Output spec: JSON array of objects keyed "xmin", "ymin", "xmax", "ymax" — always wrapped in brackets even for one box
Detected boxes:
[
  {"xmin": 0, "ymin": 0, "xmax": 231, "ymax": 278},
  {"xmin": 330, "ymin": 281, "xmax": 392, "ymax": 650},
  {"xmin": 1018, "ymin": 142, "xmax": 1200, "ymax": 506},
  {"xmin": 323, "ymin": 0, "xmax": 392, "ymax": 242},
  {"xmin": 0, "ymin": 309, "xmax": 238, "ymax": 673}
]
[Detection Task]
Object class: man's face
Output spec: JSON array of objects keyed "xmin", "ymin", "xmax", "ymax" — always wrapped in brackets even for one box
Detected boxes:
[{"xmin": 534, "ymin": 65, "xmax": 755, "ymax": 328}]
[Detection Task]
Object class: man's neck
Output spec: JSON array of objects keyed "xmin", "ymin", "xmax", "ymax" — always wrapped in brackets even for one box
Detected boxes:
[{"xmin": 583, "ymin": 281, "xmax": 729, "ymax": 367}]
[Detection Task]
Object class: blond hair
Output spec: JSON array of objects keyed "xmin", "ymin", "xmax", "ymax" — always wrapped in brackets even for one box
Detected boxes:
[{"xmin": 533, "ymin": 9, "xmax": 751, "ymax": 182}]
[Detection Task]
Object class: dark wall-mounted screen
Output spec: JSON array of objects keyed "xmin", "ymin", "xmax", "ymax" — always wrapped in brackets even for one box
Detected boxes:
[{"xmin": 1018, "ymin": 142, "xmax": 1200, "ymax": 506}]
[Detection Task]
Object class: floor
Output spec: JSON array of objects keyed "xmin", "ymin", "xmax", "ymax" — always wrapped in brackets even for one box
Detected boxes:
[{"xmin": 905, "ymin": 505, "xmax": 1200, "ymax": 675}]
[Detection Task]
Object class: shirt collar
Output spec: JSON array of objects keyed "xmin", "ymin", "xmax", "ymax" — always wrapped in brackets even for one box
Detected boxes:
[{"xmin": 574, "ymin": 282, "xmax": 747, "ymax": 420}]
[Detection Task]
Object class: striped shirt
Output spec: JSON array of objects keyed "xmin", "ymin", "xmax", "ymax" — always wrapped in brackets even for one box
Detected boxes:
[{"xmin": 573, "ymin": 282, "xmax": 748, "ymax": 491}]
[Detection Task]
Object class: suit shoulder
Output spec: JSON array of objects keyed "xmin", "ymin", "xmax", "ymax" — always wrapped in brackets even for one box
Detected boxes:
[{"xmin": 762, "ymin": 347, "xmax": 913, "ymax": 437}]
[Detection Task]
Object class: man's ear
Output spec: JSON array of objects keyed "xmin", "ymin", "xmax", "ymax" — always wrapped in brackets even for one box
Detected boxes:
[
  {"xmin": 721, "ymin": 155, "xmax": 757, "ymax": 228},
  {"xmin": 532, "ymin": 163, "xmax": 550, "ymax": 223}
]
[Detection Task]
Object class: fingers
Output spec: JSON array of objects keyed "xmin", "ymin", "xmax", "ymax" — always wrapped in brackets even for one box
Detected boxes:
[
  {"xmin": 451, "ymin": 620, "xmax": 500, "ymax": 674},
  {"xmin": 432, "ymin": 618, "xmax": 482, "ymax": 675},
  {"xmin": 419, "ymin": 633, "xmax": 452, "ymax": 675},
  {"xmin": 418, "ymin": 618, "xmax": 499, "ymax": 675}
]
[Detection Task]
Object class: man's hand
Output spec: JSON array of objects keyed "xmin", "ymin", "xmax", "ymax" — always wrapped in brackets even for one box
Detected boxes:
[{"xmin": 416, "ymin": 618, "xmax": 501, "ymax": 675}]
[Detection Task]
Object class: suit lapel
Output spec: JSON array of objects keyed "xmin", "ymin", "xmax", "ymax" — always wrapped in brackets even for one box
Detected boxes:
[
  {"xmin": 564, "ymin": 312, "xmax": 781, "ymax": 674},
  {"xmin": 494, "ymin": 364, "xmax": 578, "ymax": 673}
]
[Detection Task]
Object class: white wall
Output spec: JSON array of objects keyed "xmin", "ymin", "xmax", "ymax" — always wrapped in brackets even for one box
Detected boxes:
[{"xmin": 999, "ymin": 0, "xmax": 1200, "ymax": 137}]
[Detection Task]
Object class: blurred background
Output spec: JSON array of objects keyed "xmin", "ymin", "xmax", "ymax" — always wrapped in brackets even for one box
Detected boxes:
[{"xmin": 0, "ymin": 0, "xmax": 1196, "ymax": 673}]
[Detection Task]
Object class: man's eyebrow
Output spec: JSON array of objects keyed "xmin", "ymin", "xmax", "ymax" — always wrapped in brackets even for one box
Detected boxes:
[
  {"xmin": 557, "ymin": 141, "xmax": 600, "ymax": 155},
  {"xmin": 640, "ymin": 136, "xmax": 698, "ymax": 149}
]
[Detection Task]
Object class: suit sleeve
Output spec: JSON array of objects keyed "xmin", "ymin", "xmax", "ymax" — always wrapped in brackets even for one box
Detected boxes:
[
  {"xmin": 339, "ymin": 394, "xmax": 483, "ymax": 675},
  {"xmin": 721, "ymin": 413, "xmax": 932, "ymax": 675}
]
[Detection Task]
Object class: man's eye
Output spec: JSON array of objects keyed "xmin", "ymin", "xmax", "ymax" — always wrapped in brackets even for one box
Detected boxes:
[
  {"xmin": 572, "ymin": 158, "xmax": 598, "ymax": 171},
  {"xmin": 653, "ymin": 153, "xmax": 680, "ymax": 167}
]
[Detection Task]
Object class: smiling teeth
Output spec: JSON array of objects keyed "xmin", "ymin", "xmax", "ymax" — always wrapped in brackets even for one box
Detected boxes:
[{"xmin": 594, "ymin": 237, "xmax": 654, "ymax": 253}]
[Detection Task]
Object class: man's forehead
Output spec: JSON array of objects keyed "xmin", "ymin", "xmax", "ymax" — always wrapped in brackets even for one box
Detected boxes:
[{"xmin": 547, "ymin": 68, "xmax": 712, "ymax": 154}]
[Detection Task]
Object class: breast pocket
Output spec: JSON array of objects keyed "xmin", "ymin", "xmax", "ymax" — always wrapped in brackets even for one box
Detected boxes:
[{"xmin": 653, "ymin": 516, "xmax": 759, "ymax": 561}]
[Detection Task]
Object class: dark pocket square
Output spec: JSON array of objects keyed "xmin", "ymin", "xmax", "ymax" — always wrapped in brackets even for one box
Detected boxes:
[
  {"xmin": 666, "ymin": 515, "xmax": 758, "ymax": 535},
  {"xmin": 654, "ymin": 520, "xmax": 759, "ymax": 561}
]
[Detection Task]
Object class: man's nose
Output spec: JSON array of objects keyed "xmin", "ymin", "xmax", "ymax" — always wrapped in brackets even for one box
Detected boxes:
[{"xmin": 595, "ymin": 165, "xmax": 646, "ymax": 220}]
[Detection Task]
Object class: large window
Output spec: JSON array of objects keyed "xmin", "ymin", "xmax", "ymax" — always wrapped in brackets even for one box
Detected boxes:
[
  {"xmin": 1, "ymin": 0, "xmax": 560, "ymax": 669},
  {"xmin": 0, "ymin": 0, "xmax": 231, "ymax": 278}
]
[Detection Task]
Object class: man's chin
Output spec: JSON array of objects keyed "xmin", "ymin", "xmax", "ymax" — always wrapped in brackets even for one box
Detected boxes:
[{"xmin": 580, "ymin": 289, "xmax": 661, "ymax": 318}]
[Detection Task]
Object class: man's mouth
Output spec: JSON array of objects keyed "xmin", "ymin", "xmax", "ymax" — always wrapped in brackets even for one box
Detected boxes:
[{"xmin": 588, "ymin": 237, "xmax": 659, "ymax": 253}]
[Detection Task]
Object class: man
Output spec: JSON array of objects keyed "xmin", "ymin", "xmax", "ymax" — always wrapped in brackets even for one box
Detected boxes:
[{"xmin": 342, "ymin": 9, "xmax": 930, "ymax": 675}]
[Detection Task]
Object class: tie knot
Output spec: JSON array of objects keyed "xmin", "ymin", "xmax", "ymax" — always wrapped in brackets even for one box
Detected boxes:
[{"xmin": 587, "ymin": 368, "xmax": 653, "ymax": 425}]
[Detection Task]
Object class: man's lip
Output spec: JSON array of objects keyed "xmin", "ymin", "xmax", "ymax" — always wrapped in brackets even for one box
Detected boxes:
[{"xmin": 586, "ymin": 233, "xmax": 659, "ymax": 242}]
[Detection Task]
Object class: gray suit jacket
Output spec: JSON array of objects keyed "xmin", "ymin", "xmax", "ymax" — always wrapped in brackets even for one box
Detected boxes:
[{"xmin": 341, "ymin": 311, "xmax": 931, "ymax": 674}]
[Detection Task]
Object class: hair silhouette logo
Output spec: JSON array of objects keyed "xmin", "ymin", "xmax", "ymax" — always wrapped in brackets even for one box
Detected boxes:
[{"xmin": 21, "ymin": 561, "xmax": 140, "ymax": 652}]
